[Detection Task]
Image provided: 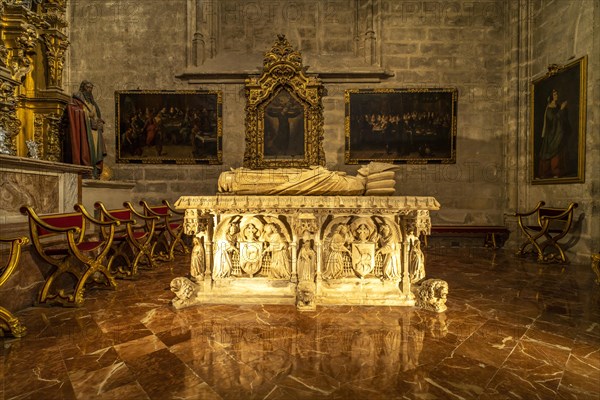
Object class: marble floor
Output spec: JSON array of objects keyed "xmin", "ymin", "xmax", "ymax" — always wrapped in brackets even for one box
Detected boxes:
[{"xmin": 1, "ymin": 247, "xmax": 599, "ymax": 400}]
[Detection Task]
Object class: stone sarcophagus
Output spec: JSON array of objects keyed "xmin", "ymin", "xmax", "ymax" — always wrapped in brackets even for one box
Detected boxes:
[{"xmin": 171, "ymin": 195, "xmax": 440, "ymax": 311}]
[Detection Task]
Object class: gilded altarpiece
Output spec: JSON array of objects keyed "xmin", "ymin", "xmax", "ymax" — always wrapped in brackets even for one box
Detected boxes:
[
  {"xmin": 243, "ymin": 35, "xmax": 325, "ymax": 169},
  {"xmin": 0, "ymin": 0, "xmax": 69, "ymax": 160}
]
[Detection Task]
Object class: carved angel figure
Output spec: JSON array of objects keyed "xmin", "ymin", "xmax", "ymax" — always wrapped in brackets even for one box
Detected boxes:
[
  {"xmin": 190, "ymin": 236, "xmax": 206, "ymax": 282},
  {"xmin": 297, "ymin": 240, "xmax": 316, "ymax": 282},
  {"xmin": 323, "ymin": 225, "xmax": 352, "ymax": 279},
  {"xmin": 407, "ymin": 230, "xmax": 425, "ymax": 283},
  {"xmin": 213, "ymin": 221, "xmax": 239, "ymax": 279},
  {"xmin": 376, "ymin": 224, "xmax": 400, "ymax": 280}
]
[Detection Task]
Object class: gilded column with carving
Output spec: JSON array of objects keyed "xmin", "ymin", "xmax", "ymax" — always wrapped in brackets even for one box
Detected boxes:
[{"xmin": 0, "ymin": 0, "xmax": 70, "ymax": 160}]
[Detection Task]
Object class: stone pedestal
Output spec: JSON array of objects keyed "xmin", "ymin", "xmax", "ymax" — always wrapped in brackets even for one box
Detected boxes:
[
  {"xmin": 171, "ymin": 195, "xmax": 441, "ymax": 310},
  {"xmin": 0, "ymin": 154, "xmax": 91, "ymax": 226}
]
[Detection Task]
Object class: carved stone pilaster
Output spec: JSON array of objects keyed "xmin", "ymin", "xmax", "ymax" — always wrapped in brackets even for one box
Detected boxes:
[
  {"xmin": 184, "ymin": 209, "xmax": 200, "ymax": 235},
  {"xmin": 402, "ymin": 210, "xmax": 432, "ymax": 238},
  {"xmin": 294, "ymin": 213, "xmax": 319, "ymax": 241}
]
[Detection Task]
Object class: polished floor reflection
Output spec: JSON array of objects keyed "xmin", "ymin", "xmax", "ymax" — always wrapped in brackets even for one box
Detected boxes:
[{"xmin": 1, "ymin": 247, "xmax": 599, "ymax": 400}]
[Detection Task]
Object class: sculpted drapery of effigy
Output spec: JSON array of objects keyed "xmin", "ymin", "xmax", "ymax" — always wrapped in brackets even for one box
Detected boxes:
[{"xmin": 217, "ymin": 162, "xmax": 399, "ymax": 196}]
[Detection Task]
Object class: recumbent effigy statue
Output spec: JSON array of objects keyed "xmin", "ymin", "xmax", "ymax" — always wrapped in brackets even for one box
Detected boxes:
[{"xmin": 217, "ymin": 162, "xmax": 399, "ymax": 196}]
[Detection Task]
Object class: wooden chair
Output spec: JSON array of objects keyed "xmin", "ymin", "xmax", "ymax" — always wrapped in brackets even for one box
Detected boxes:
[
  {"xmin": 0, "ymin": 236, "xmax": 29, "ymax": 337},
  {"xmin": 139, "ymin": 200, "xmax": 190, "ymax": 261},
  {"xmin": 515, "ymin": 201, "xmax": 578, "ymax": 263},
  {"xmin": 94, "ymin": 201, "xmax": 160, "ymax": 278},
  {"xmin": 20, "ymin": 204, "xmax": 119, "ymax": 307}
]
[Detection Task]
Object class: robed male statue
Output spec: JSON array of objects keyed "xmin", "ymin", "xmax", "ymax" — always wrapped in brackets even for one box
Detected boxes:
[{"xmin": 62, "ymin": 80, "xmax": 106, "ymax": 178}]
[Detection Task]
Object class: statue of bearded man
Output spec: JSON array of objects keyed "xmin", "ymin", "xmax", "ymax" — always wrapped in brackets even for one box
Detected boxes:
[{"xmin": 63, "ymin": 80, "xmax": 106, "ymax": 178}]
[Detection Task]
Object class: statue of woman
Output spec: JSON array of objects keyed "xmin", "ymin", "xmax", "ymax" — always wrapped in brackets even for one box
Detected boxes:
[
  {"xmin": 297, "ymin": 240, "xmax": 316, "ymax": 282},
  {"xmin": 213, "ymin": 222, "xmax": 239, "ymax": 279},
  {"xmin": 407, "ymin": 230, "xmax": 425, "ymax": 282},
  {"xmin": 323, "ymin": 225, "xmax": 352, "ymax": 279},
  {"xmin": 190, "ymin": 236, "xmax": 205, "ymax": 282},
  {"xmin": 376, "ymin": 224, "xmax": 400, "ymax": 280},
  {"xmin": 262, "ymin": 223, "xmax": 290, "ymax": 279}
]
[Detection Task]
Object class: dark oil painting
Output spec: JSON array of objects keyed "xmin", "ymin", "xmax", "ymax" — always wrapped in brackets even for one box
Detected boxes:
[
  {"xmin": 115, "ymin": 90, "xmax": 222, "ymax": 164},
  {"xmin": 531, "ymin": 56, "xmax": 586, "ymax": 184},
  {"xmin": 263, "ymin": 89, "xmax": 306, "ymax": 159},
  {"xmin": 345, "ymin": 88, "xmax": 457, "ymax": 164}
]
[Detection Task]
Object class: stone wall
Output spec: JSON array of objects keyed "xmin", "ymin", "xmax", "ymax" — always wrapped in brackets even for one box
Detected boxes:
[
  {"xmin": 65, "ymin": 0, "xmax": 597, "ymax": 259},
  {"xmin": 507, "ymin": 0, "xmax": 599, "ymax": 262},
  {"xmin": 66, "ymin": 0, "xmax": 508, "ymax": 219}
]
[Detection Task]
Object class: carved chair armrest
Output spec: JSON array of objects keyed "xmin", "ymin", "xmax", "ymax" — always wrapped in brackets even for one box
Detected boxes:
[
  {"xmin": 20, "ymin": 206, "xmax": 82, "ymax": 236},
  {"xmin": 95, "ymin": 202, "xmax": 135, "ymax": 224},
  {"xmin": 124, "ymin": 201, "xmax": 160, "ymax": 223},
  {"xmin": 20, "ymin": 206, "xmax": 85, "ymax": 266},
  {"xmin": 124, "ymin": 202, "xmax": 160, "ymax": 235},
  {"xmin": 73, "ymin": 204, "xmax": 119, "ymax": 260},
  {"xmin": 515, "ymin": 201, "xmax": 547, "ymax": 235},
  {"xmin": 539, "ymin": 202, "xmax": 578, "ymax": 222},
  {"xmin": 162, "ymin": 200, "xmax": 184, "ymax": 216},
  {"xmin": 539, "ymin": 203, "xmax": 578, "ymax": 239},
  {"xmin": 514, "ymin": 201, "xmax": 545, "ymax": 218},
  {"xmin": 139, "ymin": 200, "xmax": 170, "ymax": 218},
  {"xmin": 0, "ymin": 236, "xmax": 28, "ymax": 287},
  {"xmin": 161, "ymin": 200, "xmax": 184, "ymax": 237},
  {"xmin": 74, "ymin": 204, "xmax": 121, "ymax": 228},
  {"xmin": 94, "ymin": 202, "xmax": 135, "ymax": 242}
]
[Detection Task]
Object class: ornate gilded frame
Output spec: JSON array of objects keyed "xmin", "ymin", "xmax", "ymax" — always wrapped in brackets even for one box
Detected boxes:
[
  {"xmin": 345, "ymin": 88, "xmax": 457, "ymax": 164},
  {"xmin": 530, "ymin": 56, "xmax": 587, "ymax": 184},
  {"xmin": 243, "ymin": 34, "xmax": 326, "ymax": 169}
]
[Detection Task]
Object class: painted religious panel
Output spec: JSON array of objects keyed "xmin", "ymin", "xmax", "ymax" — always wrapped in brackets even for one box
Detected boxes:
[
  {"xmin": 244, "ymin": 35, "xmax": 325, "ymax": 169},
  {"xmin": 345, "ymin": 88, "xmax": 457, "ymax": 164},
  {"xmin": 115, "ymin": 90, "xmax": 222, "ymax": 164},
  {"xmin": 531, "ymin": 56, "xmax": 587, "ymax": 184},
  {"xmin": 263, "ymin": 89, "xmax": 306, "ymax": 159}
]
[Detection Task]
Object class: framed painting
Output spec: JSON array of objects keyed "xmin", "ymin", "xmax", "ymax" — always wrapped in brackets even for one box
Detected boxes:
[
  {"xmin": 531, "ymin": 56, "xmax": 587, "ymax": 184},
  {"xmin": 345, "ymin": 88, "xmax": 457, "ymax": 164},
  {"xmin": 115, "ymin": 90, "xmax": 222, "ymax": 164}
]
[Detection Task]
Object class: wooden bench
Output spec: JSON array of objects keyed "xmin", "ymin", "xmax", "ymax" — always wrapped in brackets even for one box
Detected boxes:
[
  {"xmin": 139, "ymin": 200, "xmax": 190, "ymax": 261},
  {"xmin": 422, "ymin": 225, "xmax": 510, "ymax": 249},
  {"xmin": 20, "ymin": 204, "xmax": 119, "ymax": 307},
  {"xmin": 0, "ymin": 236, "xmax": 29, "ymax": 337},
  {"xmin": 515, "ymin": 201, "xmax": 578, "ymax": 263},
  {"xmin": 94, "ymin": 201, "xmax": 160, "ymax": 278}
]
